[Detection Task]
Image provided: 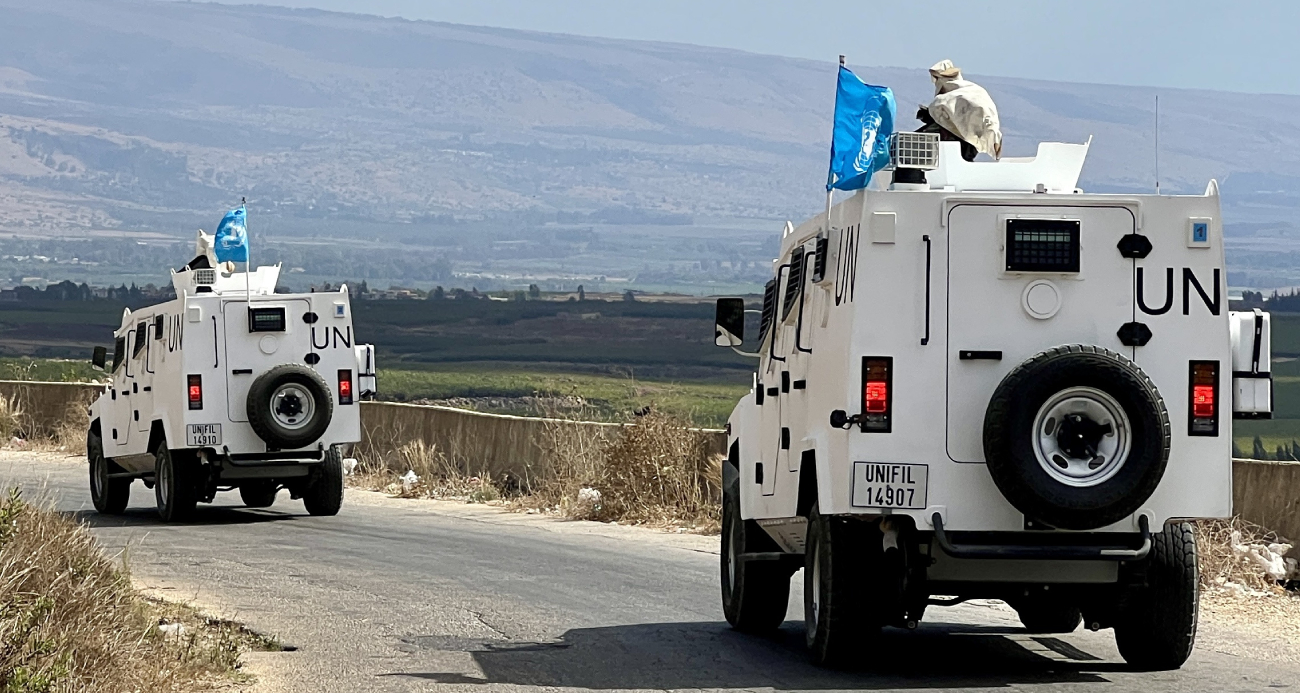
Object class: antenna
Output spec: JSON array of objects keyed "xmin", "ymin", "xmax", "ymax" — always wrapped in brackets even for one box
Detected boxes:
[{"xmin": 1154, "ymin": 93, "xmax": 1160, "ymax": 195}]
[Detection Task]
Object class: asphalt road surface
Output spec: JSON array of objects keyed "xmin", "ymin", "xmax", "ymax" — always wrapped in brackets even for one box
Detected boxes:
[{"xmin": 4, "ymin": 452, "xmax": 1298, "ymax": 693}]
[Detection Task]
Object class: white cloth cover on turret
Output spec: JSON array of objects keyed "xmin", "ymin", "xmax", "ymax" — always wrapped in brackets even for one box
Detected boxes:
[{"xmin": 926, "ymin": 60, "xmax": 1003, "ymax": 160}]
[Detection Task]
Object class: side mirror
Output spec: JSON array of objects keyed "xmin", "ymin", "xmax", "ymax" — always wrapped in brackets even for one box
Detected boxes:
[
  {"xmin": 91, "ymin": 346, "xmax": 107, "ymax": 372},
  {"xmin": 714, "ymin": 298, "xmax": 745, "ymax": 347}
]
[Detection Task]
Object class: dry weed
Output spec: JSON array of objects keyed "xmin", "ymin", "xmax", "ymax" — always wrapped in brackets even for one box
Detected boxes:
[
  {"xmin": 0, "ymin": 392, "xmax": 25, "ymax": 443},
  {"xmin": 530, "ymin": 410, "xmax": 722, "ymax": 531},
  {"xmin": 0, "ymin": 488, "xmax": 270, "ymax": 691},
  {"xmin": 351, "ymin": 438, "xmax": 502, "ymax": 502},
  {"xmin": 1194, "ymin": 517, "xmax": 1296, "ymax": 594}
]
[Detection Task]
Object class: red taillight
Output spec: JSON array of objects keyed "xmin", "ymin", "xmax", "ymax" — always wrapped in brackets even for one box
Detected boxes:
[
  {"xmin": 187, "ymin": 374, "xmax": 203, "ymax": 410},
  {"xmin": 338, "ymin": 369, "xmax": 353, "ymax": 405},
  {"xmin": 1192, "ymin": 385, "xmax": 1214, "ymax": 418},
  {"xmin": 1189, "ymin": 361, "xmax": 1218, "ymax": 436},
  {"xmin": 860, "ymin": 357, "xmax": 892, "ymax": 432},
  {"xmin": 864, "ymin": 381, "xmax": 888, "ymax": 413}
]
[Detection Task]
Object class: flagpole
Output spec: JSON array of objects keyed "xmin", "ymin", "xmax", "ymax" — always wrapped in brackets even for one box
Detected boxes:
[
  {"xmin": 242, "ymin": 197, "xmax": 251, "ymax": 304},
  {"xmin": 826, "ymin": 55, "xmax": 845, "ymax": 236}
]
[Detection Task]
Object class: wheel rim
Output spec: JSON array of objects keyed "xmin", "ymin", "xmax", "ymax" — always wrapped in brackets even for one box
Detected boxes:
[
  {"xmin": 157, "ymin": 451, "xmax": 171, "ymax": 507},
  {"xmin": 1032, "ymin": 386, "xmax": 1132, "ymax": 488},
  {"xmin": 270, "ymin": 383, "xmax": 316, "ymax": 430}
]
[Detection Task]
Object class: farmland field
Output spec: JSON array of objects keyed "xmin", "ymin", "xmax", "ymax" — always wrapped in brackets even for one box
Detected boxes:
[{"xmin": 4, "ymin": 296, "xmax": 1300, "ymax": 439}]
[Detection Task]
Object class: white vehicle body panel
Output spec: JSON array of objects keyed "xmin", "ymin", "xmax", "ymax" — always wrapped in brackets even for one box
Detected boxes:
[{"xmin": 727, "ymin": 164, "xmax": 1246, "ymax": 542}]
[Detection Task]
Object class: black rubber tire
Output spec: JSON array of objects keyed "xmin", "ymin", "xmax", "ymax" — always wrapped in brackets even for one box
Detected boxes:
[
  {"xmin": 247, "ymin": 365, "xmax": 334, "ymax": 449},
  {"xmin": 720, "ymin": 477, "xmax": 791, "ymax": 633},
  {"xmin": 1115, "ymin": 522, "xmax": 1199, "ymax": 670},
  {"xmin": 240, "ymin": 481, "xmax": 279, "ymax": 508},
  {"xmin": 1013, "ymin": 596, "xmax": 1083, "ymax": 634},
  {"xmin": 88, "ymin": 429, "xmax": 130, "ymax": 515},
  {"xmin": 804, "ymin": 504, "xmax": 881, "ymax": 668},
  {"xmin": 303, "ymin": 445, "xmax": 344, "ymax": 516},
  {"xmin": 154, "ymin": 444, "xmax": 198, "ymax": 523},
  {"xmin": 983, "ymin": 345, "xmax": 1170, "ymax": 530}
]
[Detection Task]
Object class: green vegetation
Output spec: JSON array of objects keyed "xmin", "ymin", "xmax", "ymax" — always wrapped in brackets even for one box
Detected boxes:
[
  {"xmin": 0, "ymin": 358, "xmax": 101, "ymax": 383},
  {"xmin": 380, "ymin": 364, "xmax": 748, "ymax": 427}
]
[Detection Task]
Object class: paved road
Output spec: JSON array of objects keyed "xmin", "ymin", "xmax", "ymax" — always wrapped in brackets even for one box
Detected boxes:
[{"xmin": 4, "ymin": 452, "xmax": 1297, "ymax": 692}]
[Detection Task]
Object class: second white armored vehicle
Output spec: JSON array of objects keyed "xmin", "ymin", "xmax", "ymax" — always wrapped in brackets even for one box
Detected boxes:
[{"xmin": 88, "ymin": 246, "xmax": 377, "ymax": 522}]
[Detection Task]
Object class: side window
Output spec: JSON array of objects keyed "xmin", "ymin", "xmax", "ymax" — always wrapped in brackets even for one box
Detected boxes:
[
  {"xmin": 781, "ymin": 246, "xmax": 806, "ymax": 320},
  {"xmin": 111, "ymin": 336, "xmax": 126, "ymax": 373},
  {"xmin": 759, "ymin": 278, "xmax": 778, "ymax": 342},
  {"xmin": 133, "ymin": 321, "xmax": 148, "ymax": 358}
]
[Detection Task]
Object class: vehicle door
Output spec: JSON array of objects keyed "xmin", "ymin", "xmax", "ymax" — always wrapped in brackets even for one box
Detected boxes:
[
  {"xmin": 778, "ymin": 245, "xmax": 813, "ymax": 475},
  {"xmin": 105, "ymin": 332, "xmax": 134, "ymax": 450},
  {"xmin": 756, "ymin": 277, "xmax": 782, "ymax": 497},
  {"xmin": 945, "ymin": 204, "xmax": 1136, "ymax": 462},
  {"xmin": 135, "ymin": 316, "xmax": 161, "ymax": 434},
  {"xmin": 223, "ymin": 299, "xmax": 314, "ymax": 422}
]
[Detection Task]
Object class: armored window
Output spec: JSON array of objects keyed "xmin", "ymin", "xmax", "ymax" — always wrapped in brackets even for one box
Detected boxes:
[
  {"xmin": 111, "ymin": 336, "xmax": 125, "ymax": 373},
  {"xmin": 781, "ymin": 247, "xmax": 805, "ymax": 321},
  {"xmin": 759, "ymin": 278, "xmax": 778, "ymax": 342},
  {"xmin": 1005, "ymin": 219, "xmax": 1080, "ymax": 273},
  {"xmin": 249, "ymin": 307, "xmax": 286, "ymax": 332},
  {"xmin": 153, "ymin": 314, "xmax": 164, "ymax": 340},
  {"xmin": 133, "ymin": 321, "xmax": 148, "ymax": 357}
]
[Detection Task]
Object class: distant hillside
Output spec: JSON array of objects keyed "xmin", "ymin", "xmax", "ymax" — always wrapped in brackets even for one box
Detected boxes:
[{"xmin": 2, "ymin": 0, "xmax": 1300, "ymax": 289}]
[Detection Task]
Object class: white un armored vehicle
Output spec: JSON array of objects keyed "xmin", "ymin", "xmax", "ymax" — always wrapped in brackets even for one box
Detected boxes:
[
  {"xmin": 713, "ymin": 134, "xmax": 1272, "ymax": 669},
  {"xmin": 87, "ymin": 241, "xmax": 377, "ymax": 522}
]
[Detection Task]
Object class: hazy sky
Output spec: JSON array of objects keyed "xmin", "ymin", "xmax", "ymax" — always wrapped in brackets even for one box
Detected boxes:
[{"xmin": 178, "ymin": 0, "xmax": 1300, "ymax": 95}]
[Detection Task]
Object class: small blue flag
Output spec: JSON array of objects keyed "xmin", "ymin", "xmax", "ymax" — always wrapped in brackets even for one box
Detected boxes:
[
  {"xmin": 214, "ymin": 206, "xmax": 248, "ymax": 263},
  {"xmin": 826, "ymin": 66, "xmax": 896, "ymax": 192}
]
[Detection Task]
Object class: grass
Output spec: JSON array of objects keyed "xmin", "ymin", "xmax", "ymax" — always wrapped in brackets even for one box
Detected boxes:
[
  {"xmin": 350, "ymin": 408, "xmax": 724, "ymax": 532},
  {"xmin": 377, "ymin": 363, "xmax": 747, "ymax": 427},
  {"xmin": 0, "ymin": 488, "xmax": 277, "ymax": 691},
  {"xmin": 0, "ymin": 359, "xmax": 100, "ymax": 384}
]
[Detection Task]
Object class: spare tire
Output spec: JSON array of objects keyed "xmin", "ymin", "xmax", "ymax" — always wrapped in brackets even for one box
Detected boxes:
[
  {"xmin": 983, "ymin": 345, "xmax": 1169, "ymax": 530},
  {"xmin": 247, "ymin": 364, "xmax": 333, "ymax": 449}
]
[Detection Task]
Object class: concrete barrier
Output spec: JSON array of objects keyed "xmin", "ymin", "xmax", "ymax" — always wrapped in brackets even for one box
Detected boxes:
[
  {"xmin": 0, "ymin": 380, "xmax": 101, "ymax": 439},
  {"xmin": 3, "ymin": 383, "xmax": 1293, "ymax": 540},
  {"xmin": 358, "ymin": 401, "xmax": 726, "ymax": 486},
  {"xmin": 1232, "ymin": 458, "xmax": 1300, "ymax": 542}
]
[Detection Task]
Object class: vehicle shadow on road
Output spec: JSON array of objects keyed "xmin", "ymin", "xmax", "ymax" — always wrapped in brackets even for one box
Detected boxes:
[
  {"xmin": 383, "ymin": 620, "xmax": 1130, "ymax": 689},
  {"xmin": 64, "ymin": 506, "xmax": 301, "ymax": 528}
]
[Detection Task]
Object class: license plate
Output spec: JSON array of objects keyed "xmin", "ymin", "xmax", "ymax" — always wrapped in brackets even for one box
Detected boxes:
[
  {"xmin": 851, "ymin": 462, "xmax": 928, "ymax": 509},
  {"xmin": 186, "ymin": 424, "xmax": 222, "ymax": 447}
]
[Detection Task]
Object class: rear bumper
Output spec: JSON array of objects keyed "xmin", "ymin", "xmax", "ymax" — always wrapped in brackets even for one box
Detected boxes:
[{"xmin": 930, "ymin": 513, "xmax": 1151, "ymax": 561}]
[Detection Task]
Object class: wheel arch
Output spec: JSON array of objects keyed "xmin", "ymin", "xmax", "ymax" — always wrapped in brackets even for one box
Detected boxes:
[{"xmin": 147, "ymin": 419, "xmax": 167, "ymax": 454}]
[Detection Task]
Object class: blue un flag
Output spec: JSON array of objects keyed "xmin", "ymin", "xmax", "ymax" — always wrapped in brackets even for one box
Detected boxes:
[
  {"xmin": 214, "ymin": 206, "xmax": 249, "ymax": 263},
  {"xmin": 826, "ymin": 66, "xmax": 895, "ymax": 192}
]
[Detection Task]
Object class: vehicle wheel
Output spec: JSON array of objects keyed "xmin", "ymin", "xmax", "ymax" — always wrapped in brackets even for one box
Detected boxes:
[
  {"xmin": 303, "ymin": 445, "xmax": 344, "ymax": 516},
  {"xmin": 804, "ymin": 504, "xmax": 880, "ymax": 668},
  {"xmin": 88, "ymin": 429, "xmax": 130, "ymax": 514},
  {"xmin": 983, "ymin": 345, "xmax": 1170, "ymax": 530},
  {"xmin": 1012, "ymin": 596, "xmax": 1083, "ymax": 634},
  {"xmin": 247, "ymin": 365, "xmax": 334, "ymax": 449},
  {"xmin": 1115, "ymin": 522, "xmax": 1199, "ymax": 670},
  {"xmin": 154, "ymin": 444, "xmax": 198, "ymax": 522},
  {"xmin": 240, "ymin": 481, "xmax": 279, "ymax": 508},
  {"xmin": 720, "ymin": 474, "xmax": 791, "ymax": 633}
]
